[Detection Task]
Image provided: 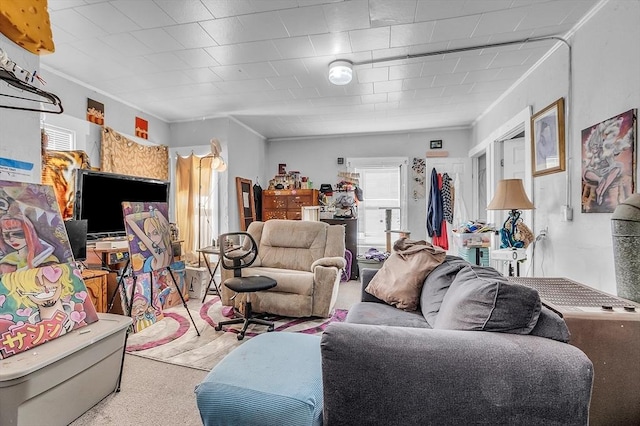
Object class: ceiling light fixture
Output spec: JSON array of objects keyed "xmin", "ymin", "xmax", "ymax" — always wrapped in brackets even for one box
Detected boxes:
[
  {"xmin": 328, "ymin": 60, "xmax": 353, "ymax": 85},
  {"xmin": 328, "ymin": 35, "xmax": 569, "ymax": 86}
]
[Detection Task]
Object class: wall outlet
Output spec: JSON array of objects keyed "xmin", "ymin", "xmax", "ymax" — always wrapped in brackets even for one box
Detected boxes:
[{"xmin": 561, "ymin": 205, "xmax": 574, "ymax": 222}]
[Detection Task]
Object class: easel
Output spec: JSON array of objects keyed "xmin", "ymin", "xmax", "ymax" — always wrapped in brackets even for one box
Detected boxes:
[
  {"xmin": 108, "ymin": 201, "xmax": 201, "ymax": 392},
  {"xmin": 108, "ymin": 258, "xmax": 200, "ymax": 391}
]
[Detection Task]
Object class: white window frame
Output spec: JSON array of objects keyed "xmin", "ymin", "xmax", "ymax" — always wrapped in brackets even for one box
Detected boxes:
[
  {"xmin": 347, "ymin": 157, "xmax": 408, "ymax": 252},
  {"xmin": 43, "ymin": 123, "xmax": 75, "ymax": 151}
]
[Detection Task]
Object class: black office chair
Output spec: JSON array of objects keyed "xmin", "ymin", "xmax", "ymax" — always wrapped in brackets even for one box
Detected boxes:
[{"xmin": 214, "ymin": 232, "xmax": 277, "ymax": 340}]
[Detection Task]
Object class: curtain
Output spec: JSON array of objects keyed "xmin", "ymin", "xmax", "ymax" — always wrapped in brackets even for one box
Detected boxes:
[
  {"xmin": 175, "ymin": 154, "xmax": 213, "ymax": 263},
  {"xmin": 101, "ymin": 127, "xmax": 169, "ymax": 180}
]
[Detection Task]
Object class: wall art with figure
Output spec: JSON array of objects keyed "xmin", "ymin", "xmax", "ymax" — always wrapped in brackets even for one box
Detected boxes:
[
  {"xmin": 581, "ymin": 109, "xmax": 637, "ymax": 213},
  {"xmin": 122, "ymin": 201, "xmax": 173, "ymax": 276},
  {"xmin": 0, "ymin": 262, "xmax": 100, "ymax": 358},
  {"xmin": 0, "ymin": 181, "xmax": 98, "ymax": 358},
  {"xmin": 119, "ymin": 272, "xmax": 164, "ymax": 333}
]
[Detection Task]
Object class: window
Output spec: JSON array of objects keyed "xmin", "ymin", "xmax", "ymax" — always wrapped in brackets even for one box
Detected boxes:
[
  {"xmin": 347, "ymin": 157, "xmax": 408, "ymax": 253},
  {"xmin": 42, "ymin": 123, "xmax": 75, "ymax": 150}
]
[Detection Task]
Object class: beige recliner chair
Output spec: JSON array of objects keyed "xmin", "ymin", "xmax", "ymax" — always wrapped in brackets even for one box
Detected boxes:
[{"xmin": 220, "ymin": 220, "xmax": 346, "ymax": 318}]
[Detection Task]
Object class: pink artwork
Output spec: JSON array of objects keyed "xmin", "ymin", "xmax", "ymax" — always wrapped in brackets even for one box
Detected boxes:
[
  {"xmin": 0, "ymin": 180, "xmax": 99, "ymax": 359},
  {"xmin": 0, "ymin": 263, "xmax": 99, "ymax": 358},
  {"xmin": 122, "ymin": 202, "xmax": 173, "ymax": 276},
  {"xmin": 581, "ymin": 109, "xmax": 637, "ymax": 213},
  {"xmin": 119, "ymin": 273, "xmax": 164, "ymax": 333}
]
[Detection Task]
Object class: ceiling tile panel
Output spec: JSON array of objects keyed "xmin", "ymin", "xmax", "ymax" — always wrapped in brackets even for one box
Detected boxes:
[
  {"xmin": 49, "ymin": 8, "xmax": 109, "ymax": 39},
  {"xmin": 309, "ymin": 33, "xmax": 352, "ymax": 56},
  {"xmin": 269, "ymin": 59, "xmax": 310, "ymax": 76},
  {"xmin": 131, "ymin": 28, "xmax": 185, "ymax": 53},
  {"xmin": 237, "ymin": 11, "xmax": 290, "ymax": 40},
  {"xmin": 74, "ymin": 2, "xmax": 140, "ymax": 34},
  {"xmin": 155, "ymin": 0, "xmax": 215, "ymax": 23},
  {"xmin": 238, "ymin": 62, "xmax": 279, "ymax": 79},
  {"xmin": 356, "ymin": 67, "xmax": 389, "ymax": 84},
  {"xmin": 369, "ymin": 0, "xmax": 417, "ymax": 26},
  {"xmin": 187, "ymin": 67, "xmax": 224, "ymax": 83},
  {"xmin": 174, "ymin": 48, "xmax": 220, "ymax": 68},
  {"xmin": 390, "ymin": 22, "xmax": 435, "ymax": 47},
  {"xmin": 102, "ymin": 33, "xmax": 154, "ymax": 57},
  {"xmin": 205, "ymin": 41, "xmax": 282, "ymax": 65},
  {"xmin": 164, "ymin": 23, "xmax": 218, "ymax": 49},
  {"xmin": 267, "ymin": 76, "xmax": 302, "ymax": 90},
  {"xmin": 349, "ymin": 27, "xmax": 391, "ymax": 52},
  {"xmin": 272, "ymin": 37, "xmax": 318, "ymax": 60},
  {"xmin": 472, "ymin": 8, "xmax": 524, "ymax": 37},
  {"xmin": 431, "ymin": 15, "xmax": 481, "ymax": 43},
  {"xmin": 144, "ymin": 52, "xmax": 192, "ymax": 72},
  {"xmin": 322, "ymin": 0, "xmax": 371, "ymax": 32},
  {"xmin": 279, "ymin": 5, "xmax": 329, "ymax": 36},
  {"xmin": 111, "ymin": 0, "xmax": 176, "ymax": 29}
]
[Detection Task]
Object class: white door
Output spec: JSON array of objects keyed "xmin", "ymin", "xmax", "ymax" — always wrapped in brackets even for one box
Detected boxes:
[
  {"xmin": 503, "ymin": 137, "xmax": 526, "ymax": 180},
  {"xmin": 425, "ymin": 157, "xmax": 472, "ymax": 254}
]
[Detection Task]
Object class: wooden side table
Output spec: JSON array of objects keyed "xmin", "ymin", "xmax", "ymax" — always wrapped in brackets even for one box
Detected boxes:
[{"xmin": 81, "ymin": 269, "xmax": 109, "ymax": 313}]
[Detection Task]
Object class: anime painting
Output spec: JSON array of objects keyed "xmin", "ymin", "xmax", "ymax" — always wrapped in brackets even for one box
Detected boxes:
[
  {"xmin": 119, "ymin": 273, "xmax": 164, "ymax": 333},
  {"xmin": 154, "ymin": 260, "xmax": 188, "ymax": 309},
  {"xmin": 122, "ymin": 202, "xmax": 173, "ymax": 276},
  {"xmin": 0, "ymin": 263, "xmax": 99, "ymax": 359},
  {"xmin": 0, "ymin": 180, "xmax": 75, "ymax": 276},
  {"xmin": 581, "ymin": 109, "xmax": 637, "ymax": 213}
]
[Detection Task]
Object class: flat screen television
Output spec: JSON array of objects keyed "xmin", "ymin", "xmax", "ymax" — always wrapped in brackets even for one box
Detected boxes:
[{"xmin": 74, "ymin": 169, "xmax": 170, "ymax": 239}]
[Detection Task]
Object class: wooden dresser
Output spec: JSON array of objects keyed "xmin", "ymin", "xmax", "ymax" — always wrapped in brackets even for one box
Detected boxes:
[
  {"xmin": 81, "ymin": 269, "xmax": 109, "ymax": 313},
  {"xmin": 262, "ymin": 189, "xmax": 319, "ymax": 220}
]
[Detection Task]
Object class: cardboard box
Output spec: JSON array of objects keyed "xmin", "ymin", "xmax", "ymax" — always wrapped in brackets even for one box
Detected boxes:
[{"xmin": 186, "ymin": 266, "xmax": 210, "ymax": 300}]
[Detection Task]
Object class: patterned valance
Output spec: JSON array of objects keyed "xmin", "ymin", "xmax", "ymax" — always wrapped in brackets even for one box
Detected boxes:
[{"xmin": 101, "ymin": 126, "xmax": 169, "ymax": 180}]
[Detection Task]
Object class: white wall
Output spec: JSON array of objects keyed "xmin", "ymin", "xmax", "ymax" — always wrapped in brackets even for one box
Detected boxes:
[
  {"xmin": 43, "ymin": 70, "xmax": 171, "ymax": 147},
  {"xmin": 472, "ymin": 0, "xmax": 640, "ymax": 295},
  {"xmin": 0, "ymin": 37, "xmax": 41, "ymax": 184},
  {"xmin": 169, "ymin": 117, "xmax": 267, "ymax": 233},
  {"xmin": 266, "ymin": 129, "xmax": 471, "ymax": 239}
]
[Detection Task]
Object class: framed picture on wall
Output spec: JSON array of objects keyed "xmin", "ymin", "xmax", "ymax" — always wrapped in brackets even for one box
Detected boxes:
[
  {"xmin": 581, "ymin": 109, "xmax": 636, "ymax": 213},
  {"xmin": 531, "ymin": 98, "xmax": 565, "ymax": 177}
]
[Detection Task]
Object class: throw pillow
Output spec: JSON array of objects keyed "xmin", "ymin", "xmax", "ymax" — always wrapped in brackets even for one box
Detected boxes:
[
  {"xmin": 434, "ymin": 265, "xmax": 541, "ymax": 334},
  {"xmin": 365, "ymin": 240, "xmax": 446, "ymax": 311},
  {"xmin": 529, "ymin": 306, "xmax": 571, "ymax": 342},
  {"xmin": 420, "ymin": 256, "xmax": 470, "ymax": 327}
]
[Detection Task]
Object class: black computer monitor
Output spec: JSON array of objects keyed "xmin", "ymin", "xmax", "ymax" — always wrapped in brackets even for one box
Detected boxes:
[{"xmin": 64, "ymin": 219, "xmax": 88, "ymax": 261}]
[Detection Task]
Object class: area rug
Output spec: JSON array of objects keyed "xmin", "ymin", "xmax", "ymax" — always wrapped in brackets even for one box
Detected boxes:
[{"xmin": 125, "ymin": 296, "xmax": 348, "ymax": 371}]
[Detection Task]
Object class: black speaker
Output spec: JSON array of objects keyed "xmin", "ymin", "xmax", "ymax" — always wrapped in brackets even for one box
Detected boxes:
[{"xmin": 64, "ymin": 219, "xmax": 88, "ymax": 261}]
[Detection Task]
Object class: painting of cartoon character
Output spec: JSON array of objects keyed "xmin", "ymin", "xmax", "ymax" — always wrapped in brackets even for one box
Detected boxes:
[
  {"xmin": 0, "ymin": 263, "xmax": 99, "ymax": 359},
  {"xmin": 581, "ymin": 109, "xmax": 636, "ymax": 213},
  {"xmin": 122, "ymin": 202, "xmax": 173, "ymax": 275}
]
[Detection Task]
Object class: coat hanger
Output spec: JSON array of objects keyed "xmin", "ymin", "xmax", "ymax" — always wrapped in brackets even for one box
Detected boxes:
[{"xmin": 0, "ymin": 69, "xmax": 64, "ymax": 114}]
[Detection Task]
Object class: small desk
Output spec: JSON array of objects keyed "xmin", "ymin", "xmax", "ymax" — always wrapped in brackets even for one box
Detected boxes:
[{"xmin": 197, "ymin": 245, "xmax": 222, "ymax": 303}]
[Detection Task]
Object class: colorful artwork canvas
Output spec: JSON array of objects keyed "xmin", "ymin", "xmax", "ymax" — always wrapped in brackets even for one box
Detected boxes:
[
  {"xmin": 581, "ymin": 109, "xmax": 637, "ymax": 213},
  {"xmin": 154, "ymin": 260, "xmax": 188, "ymax": 310},
  {"xmin": 122, "ymin": 202, "xmax": 173, "ymax": 276},
  {"xmin": 41, "ymin": 149, "xmax": 91, "ymax": 220},
  {"xmin": 135, "ymin": 117, "xmax": 148, "ymax": 140},
  {"xmin": 87, "ymin": 98, "xmax": 104, "ymax": 125},
  {"xmin": 0, "ymin": 180, "xmax": 75, "ymax": 275},
  {"xmin": 0, "ymin": 262, "xmax": 99, "ymax": 359},
  {"xmin": 119, "ymin": 272, "xmax": 164, "ymax": 333}
]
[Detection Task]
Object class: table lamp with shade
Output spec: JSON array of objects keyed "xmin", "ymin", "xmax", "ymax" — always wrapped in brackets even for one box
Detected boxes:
[{"xmin": 487, "ymin": 179, "xmax": 535, "ymax": 249}]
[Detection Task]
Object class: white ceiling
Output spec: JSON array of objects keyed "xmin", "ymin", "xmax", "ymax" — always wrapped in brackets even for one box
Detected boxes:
[{"xmin": 42, "ymin": 0, "xmax": 599, "ymax": 140}]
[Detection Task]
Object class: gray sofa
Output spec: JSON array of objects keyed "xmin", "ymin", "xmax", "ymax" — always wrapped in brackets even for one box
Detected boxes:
[{"xmin": 320, "ymin": 256, "xmax": 594, "ymax": 425}]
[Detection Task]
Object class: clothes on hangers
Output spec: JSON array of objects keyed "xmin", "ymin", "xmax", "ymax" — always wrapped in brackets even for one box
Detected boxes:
[
  {"xmin": 427, "ymin": 168, "xmax": 443, "ymax": 238},
  {"xmin": 442, "ymin": 172, "xmax": 453, "ymax": 224},
  {"xmin": 253, "ymin": 181, "xmax": 263, "ymax": 221},
  {"xmin": 431, "ymin": 172, "xmax": 449, "ymax": 250}
]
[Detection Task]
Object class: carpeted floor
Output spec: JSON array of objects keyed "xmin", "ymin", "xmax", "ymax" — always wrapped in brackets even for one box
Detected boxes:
[
  {"xmin": 125, "ymin": 296, "xmax": 349, "ymax": 371},
  {"xmin": 69, "ymin": 279, "xmax": 361, "ymax": 426}
]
